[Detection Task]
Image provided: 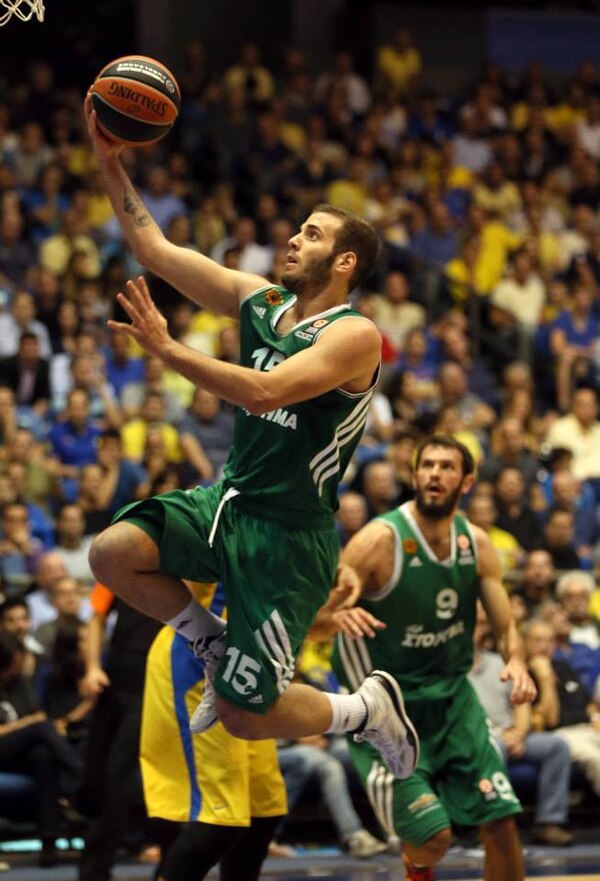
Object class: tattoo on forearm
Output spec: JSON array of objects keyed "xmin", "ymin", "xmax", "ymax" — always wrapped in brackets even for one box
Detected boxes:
[{"xmin": 123, "ymin": 184, "xmax": 151, "ymax": 227}]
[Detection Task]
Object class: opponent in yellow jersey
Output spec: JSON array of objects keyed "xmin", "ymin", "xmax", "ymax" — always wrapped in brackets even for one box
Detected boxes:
[{"xmin": 140, "ymin": 581, "xmax": 286, "ymax": 881}]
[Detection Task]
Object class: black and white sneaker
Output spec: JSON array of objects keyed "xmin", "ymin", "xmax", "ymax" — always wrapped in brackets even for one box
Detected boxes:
[
  {"xmin": 353, "ymin": 670, "xmax": 419, "ymax": 779},
  {"xmin": 189, "ymin": 631, "xmax": 226, "ymax": 734}
]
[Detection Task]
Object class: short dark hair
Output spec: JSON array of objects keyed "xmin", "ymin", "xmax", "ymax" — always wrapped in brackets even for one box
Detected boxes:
[
  {"xmin": 0, "ymin": 597, "xmax": 29, "ymax": 620},
  {"xmin": 546, "ymin": 504, "xmax": 573, "ymax": 522},
  {"xmin": 415, "ymin": 434, "xmax": 475, "ymax": 478},
  {"xmin": 19, "ymin": 331, "xmax": 38, "ymax": 345},
  {"xmin": 101, "ymin": 429, "xmax": 121, "ymax": 443},
  {"xmin": 313, "ymin": 204, "xmax": 381, "ymax": 290}
]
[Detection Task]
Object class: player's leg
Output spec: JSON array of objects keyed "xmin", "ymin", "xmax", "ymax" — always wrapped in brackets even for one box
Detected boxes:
[
  {"xmin": 89, "ymin": 520, "xmax": 190, "ymax": 619},
  {"xmin": 194, "ymin": 514, "xmax": 418, "ymax": 778},
  {"xmin": 437, "ymin": 683, "xmax": 524, "ymax": 881},
  {"xmin": 158, "ymin": 823, "xmax": 243, "ymax": 881},
  {"xmin": 219, "ymin": 816, "xmax": 281, "ymax": 881},
  {"xmin": 479, "ymin": 816, "xmax": 524, "ymax": 881},
  {"xmin": 89, "ymin": 488, "xmax": 225, "ymax": 641},
  {"xmin": 348, "ymin": 737, "xmax": 451, "ymax": 879}
]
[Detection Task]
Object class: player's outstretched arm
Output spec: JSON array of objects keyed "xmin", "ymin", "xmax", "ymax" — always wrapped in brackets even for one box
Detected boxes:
[
  {"xmin": 474, "ymin": 526, "xmax": 537, "ymax": 705},
  {"xmin": 110, "ymin": 279, "xmax": 381, "ymax": 411},
  {"xmin": 84, "ymin": 94, "xmax": 267, "ymax": 318}
]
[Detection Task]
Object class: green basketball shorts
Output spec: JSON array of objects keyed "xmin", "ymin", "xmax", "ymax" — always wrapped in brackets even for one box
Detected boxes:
[
  {"xmin": 113, "ymin": 482, "xmax": 340, "ymax": 713},
  {"xmin": 348, "ymin": 679, "xmax": 522, "ymax": 846}
]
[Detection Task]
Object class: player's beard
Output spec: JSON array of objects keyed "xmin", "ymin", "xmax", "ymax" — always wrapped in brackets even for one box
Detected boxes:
[
  {"xmin": 282, "ymin": 252, "xmax": 335, "ymax": 295},
  {"xmin": 414, "ymin": 482, "xmax": 463, "ymax": 519}
]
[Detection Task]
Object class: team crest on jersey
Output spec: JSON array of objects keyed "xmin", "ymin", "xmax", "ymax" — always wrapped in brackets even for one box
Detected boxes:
[
  {"xmin": 457, "ymin": 535, "xmax": 470, "ymax": 551},
  {"xmin": 403, "ymin": 538, "xmax": 418, "ymax": 554},
  {"xmin": 264, "ymin": 289, "xmax": 284, "ymax": 306}
]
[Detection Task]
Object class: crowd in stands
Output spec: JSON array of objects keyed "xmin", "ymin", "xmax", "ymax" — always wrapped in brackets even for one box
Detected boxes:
[{"xmin": 0, "ymin": 22, "xmax": 599, "ymax": 863}]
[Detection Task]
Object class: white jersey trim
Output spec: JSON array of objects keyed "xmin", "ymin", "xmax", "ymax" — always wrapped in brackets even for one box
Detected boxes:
[
  {"xmin": 239, "ymin": 284, "xmax": 277, "ymax": 309},
  {"xmin": 309, "ymin": 393, "xmax": 373, "ymax": 496},
  {"xmin": 364, "ymin": 517, "xmax": 403, "ymax": 603},
  {"xmin": 401, "ymin": 502, "xmax": 457, "ymax": 567},
  {"xmin": 270, "ymin": 300, "xmax": 353, "ymax": 337},
  {"xmin": 464, "ymin": 516, "xmax": 479, "ymax": 570},
  {"xmin": 336, "ymin": 631, "xmax": 373, "ymax": 691}
]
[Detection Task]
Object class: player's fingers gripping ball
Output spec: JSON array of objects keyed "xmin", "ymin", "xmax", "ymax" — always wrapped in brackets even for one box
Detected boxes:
[{"xmin": 90, "ymin": 55, "xmax": 180, "ymax": 146}]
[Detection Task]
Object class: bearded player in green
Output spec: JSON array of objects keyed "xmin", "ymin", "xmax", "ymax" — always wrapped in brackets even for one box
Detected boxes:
[
  {"xmin": 327, "ymin": 436, "xmax": 537, "ymax": 881},
  {"xmin": 84, "ymin": 95, "xmax": 419, "ymax": 781}
]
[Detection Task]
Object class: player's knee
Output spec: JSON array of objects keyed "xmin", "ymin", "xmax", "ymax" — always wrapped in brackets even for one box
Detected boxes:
[
  {"xmin": 407, "ymin": 827, "xmax": 452, "ymax": 865},
  {"xmin": 217, "ymin": 699, "xmax": 263, "ymax": 739},
  {"xmin": 89, "ymin": 522, "xmax": 157, "ymax": 584}
]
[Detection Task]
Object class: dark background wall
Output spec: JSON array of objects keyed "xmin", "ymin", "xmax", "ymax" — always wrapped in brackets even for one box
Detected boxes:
[{"xmin": 1, "ymin": 0, "xmax": 599, "ymax": 94}]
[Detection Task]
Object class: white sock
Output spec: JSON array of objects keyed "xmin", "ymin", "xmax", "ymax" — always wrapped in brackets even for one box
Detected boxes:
[
  {"xmin": 166, "ymin": 598, "xmax": 225, "ymax": 642},
  {"xmin": 325, "ymin": 692, "xmax": 367, "ymax": 734}
]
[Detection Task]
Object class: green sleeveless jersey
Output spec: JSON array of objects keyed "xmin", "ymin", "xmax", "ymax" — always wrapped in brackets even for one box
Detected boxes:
[
  {"xmin": 332, "ymin": 502, "xmax": 480, "ymax": 701},
  {"xmin": 223, "ymin": 285, "xmax": 378, "ymax": 527}
]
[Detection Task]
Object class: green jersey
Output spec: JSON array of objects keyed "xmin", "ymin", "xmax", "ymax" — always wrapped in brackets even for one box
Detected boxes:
[
  {"xmin": 223, "ymin": 285, "xmax": 378, "ymax": 527},
  {"xmin": 332, "ymin": 502, "xmax": 480, "ymax": 702}
]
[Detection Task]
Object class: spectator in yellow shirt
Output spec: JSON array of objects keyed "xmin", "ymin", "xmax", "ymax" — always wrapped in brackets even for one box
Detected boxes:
[
  {"xmin": 224, "ymin": 42, "xmax": 274, "ymax": 106},
  {"xmin": 473, "ymin": 162, "xmax": 522, "ymax": 221},
  {"xmin": 375, "ymin": 28, "xmax": 421, "ymax": 96},
  {"xmin": 467, "ymin": 205, "xmax": 521, "ymax": 291},
  {"xmin": 467, "ymin": 493, "xmax": 523, "ymax": 581},
  {"xmin": 121, "ymin": 392, "xmax": 181, "ymax": 464}
]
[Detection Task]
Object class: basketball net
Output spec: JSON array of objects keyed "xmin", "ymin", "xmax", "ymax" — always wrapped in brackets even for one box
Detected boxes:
[{"xmin": 0, "ymin": 0, "xmax": 44, "ymax": 25}]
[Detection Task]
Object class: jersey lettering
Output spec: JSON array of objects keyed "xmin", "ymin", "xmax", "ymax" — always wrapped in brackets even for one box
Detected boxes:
[
  {"xmin": 251, "ymin": 346, "xmax": 285, "ymax": 372},
  {"xmin": 401, "ymin": 620, "xmax": 465, "ymax": 648}
]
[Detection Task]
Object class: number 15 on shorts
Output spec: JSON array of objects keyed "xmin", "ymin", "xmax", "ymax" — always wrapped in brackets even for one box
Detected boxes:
[{"xmin": 221, "ymin": 646, "xmax": 262, "ymax": 695}]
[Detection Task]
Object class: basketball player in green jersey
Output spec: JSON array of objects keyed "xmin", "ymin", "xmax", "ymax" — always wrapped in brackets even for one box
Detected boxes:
[
  {"xmin": 83, "ymin": 95, "xmax": 419, "ymax": 780},
  {"xmin": 328, "ymin": 435, "xmax": 537, "ymax": 881}
]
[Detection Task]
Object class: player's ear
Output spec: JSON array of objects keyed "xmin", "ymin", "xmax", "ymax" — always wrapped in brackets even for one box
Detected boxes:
[
  {"xmin": 461, "ymin": 474, "xmax": 475, "ymax": 496},
  {"xmin": 336, "ymin": 251, "xmax": 357, "ymax": 275}
]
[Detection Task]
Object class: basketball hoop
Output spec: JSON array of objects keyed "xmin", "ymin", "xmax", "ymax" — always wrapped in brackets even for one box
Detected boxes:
[{"xmin": 0, "ymin": 0, "xmax": 44, "ymax": 25}]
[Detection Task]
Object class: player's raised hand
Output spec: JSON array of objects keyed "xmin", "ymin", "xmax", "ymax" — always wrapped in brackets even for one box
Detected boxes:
[
  {"xmin": 334, "ymin": 607, "xmax": 386, "ymax": 639},
  {"xmin": 332, "ymin": 563, "xmax": 363, "ymax": 609},
  {"xmin": 84, "ymin": 89, "xmax": 125, "ymax": 161},
  {"xmin": 108, "ymin": 276, "xmax": 173, "ymax": 358},
  {"xmin": 500, "ymin": 657, "xmax": 537, "ymax": 705}
]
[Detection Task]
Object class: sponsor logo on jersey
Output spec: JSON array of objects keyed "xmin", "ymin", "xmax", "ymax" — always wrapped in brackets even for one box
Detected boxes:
[
  {"xmin": 408, "ymin": 557, "xmax": 423, "ymax": 568},
  {"xmin": 295, "ymin": 330, "xmax": 313, "ymax": 341},
  {"xmin": 407, "ymin": 793, "xmax": 438, "ymax": 814},
  {"xmin": 264, "ymin": 289, "xmax": 284, "ymax": 306},
  {"xmin": 248, "ymin": 694, "xmax": 264, "ymax": 704},
  {"xmin": 478, "ymin": 778, "xmax": 497, "ymax": 801},
  {"xmin": 242, "ymin": 407, "xmax": 297, "ymax": 430},
  {"xmin": 457, "ymin": 534, "xmax": 474, "ymax": 564},
  {"xmin": 401, "ymin": 620, "xmax": 465, "ymax": 649},
  {"xmin": 403, "ymin": 538, "xmax": 418, "ymax": 554},
  {"xmin": 252, "ymin": 305, "xmax": 267, "ymax": 319}
]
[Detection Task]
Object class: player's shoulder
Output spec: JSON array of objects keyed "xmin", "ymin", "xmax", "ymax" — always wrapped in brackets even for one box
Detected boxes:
[{"xmin": 314, "ymin": 312, "xmax": 381, "ymax": 350}]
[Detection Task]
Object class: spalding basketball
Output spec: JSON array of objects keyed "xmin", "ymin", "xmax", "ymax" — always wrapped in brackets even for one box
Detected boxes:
[{"xmin": 91, "ymin": 55, "xmax": 180, "ymax": 146}]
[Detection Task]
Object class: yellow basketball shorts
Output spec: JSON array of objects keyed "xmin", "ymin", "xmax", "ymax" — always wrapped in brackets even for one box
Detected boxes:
[{"xmin": 140, "ymin": 626, "xmax": 287, "ymax": 825}]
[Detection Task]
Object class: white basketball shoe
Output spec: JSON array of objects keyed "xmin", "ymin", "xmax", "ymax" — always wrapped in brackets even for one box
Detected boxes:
[{"xmin": 353, "ymin": 670, "xmax": 419, "ymax": 779}]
